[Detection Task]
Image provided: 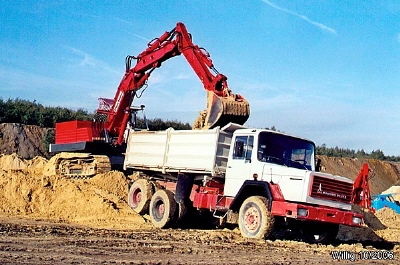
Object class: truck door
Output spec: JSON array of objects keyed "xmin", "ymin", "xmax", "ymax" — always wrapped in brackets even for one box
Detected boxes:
[{"xmin": 224, "ymin": 135, "xmax": 254, "ymax": 197}]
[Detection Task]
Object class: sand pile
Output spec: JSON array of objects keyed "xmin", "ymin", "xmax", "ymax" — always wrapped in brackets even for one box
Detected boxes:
[
  {"xmin": 0, "ymin": 154, "xmax": 149, "ymax": 229},
  {"xmin": 0, "ymin": 153, "xmax": 28, "ymax": 170},
  {"xmin": 375, "ymin": 208, "xmax": 400, "ymax": 228},
  {"xmin": 381, "ymin": 185, "xmax": 400, "ymax": 201}
]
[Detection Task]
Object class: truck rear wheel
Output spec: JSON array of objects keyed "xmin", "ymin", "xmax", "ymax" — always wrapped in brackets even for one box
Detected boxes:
[
  {"xmin": 149, "ymin": 189, "xmax": 177, "ymax": 228},
  {"xmin": 128, "ymin": 179, "xmax": 153, "ymax": 214},
  {"xmin": 239, "ymin": 196, "xmax": 274, "ymax": 239}
]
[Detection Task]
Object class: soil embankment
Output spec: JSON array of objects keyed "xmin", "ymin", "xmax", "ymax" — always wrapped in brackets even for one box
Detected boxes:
[{"xmin": 0, "ymin": 123, "xmax": 53, "ymax": 159}]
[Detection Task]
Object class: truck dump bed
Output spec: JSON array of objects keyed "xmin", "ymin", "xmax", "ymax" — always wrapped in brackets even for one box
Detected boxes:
[{"xmin": 124, "ymin": 127, "xmax": 233, "ymax": 176}]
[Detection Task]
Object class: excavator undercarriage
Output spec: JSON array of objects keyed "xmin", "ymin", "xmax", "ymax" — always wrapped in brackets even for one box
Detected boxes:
[{"xmin": 45, "ymin": 153, "xmax": 111, "ymax": 178}]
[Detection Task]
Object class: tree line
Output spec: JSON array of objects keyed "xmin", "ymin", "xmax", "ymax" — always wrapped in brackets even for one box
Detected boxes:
[
  {"xmin": 0, "ymin": 98, "xmax": 191, "ymax": 130},
  {"xmin": 316, "ymin": 144, "xmax": 400, "ymax": 162},
  {"xmin": 0, "ymin": 98, "xmax": 93, "ymax": 127}
]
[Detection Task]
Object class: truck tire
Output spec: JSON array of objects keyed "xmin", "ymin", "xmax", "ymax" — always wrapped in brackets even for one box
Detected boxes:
[
  {"xmin": 128, "ymin": 179, "xmax": 153, "ymax": 214},
  {"xmin": 303, "ymin": 223, "xmax": 339, "ymax": 244},
  {"xmin": 238, "ymin": 196, "xmax": 274, "ymax": 239},
  {"xmin": 149, "ymin": 189, "xmax": 177, "ymax": 228}
]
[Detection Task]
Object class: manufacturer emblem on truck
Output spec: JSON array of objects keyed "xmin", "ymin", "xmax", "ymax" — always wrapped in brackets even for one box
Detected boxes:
[
  {"xmin": 316, "ymin": 183, "xmax": 347, "ymax": 199},
  {"xmin": 317, "ymin": 183, "xmax": 323, "ymax": 193}
]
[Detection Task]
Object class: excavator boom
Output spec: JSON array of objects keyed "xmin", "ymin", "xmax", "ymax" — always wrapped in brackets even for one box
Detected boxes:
[{"xmin": 100, "ymin": 22, "xmax": 249, "ymax": 143}]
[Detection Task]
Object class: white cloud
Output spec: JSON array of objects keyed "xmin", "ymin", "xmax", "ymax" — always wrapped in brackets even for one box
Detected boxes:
[
  {"xmin": 122, "ymin": 30, "xmax": 150, "ymax": 42},
  {"xmin": 63, "ymin": 46, "xmax": 120, "ymax": 75},
  {"xmin": 175, "ymin": 73, "xmax": 194, "ymax": 80},
  {"xmin": 113, "ymin": 17, "xmax": 133, "ymax": 25},
  {"xmin": 261, "ymin": 0, "xmax": 337, "ymax": 35}
]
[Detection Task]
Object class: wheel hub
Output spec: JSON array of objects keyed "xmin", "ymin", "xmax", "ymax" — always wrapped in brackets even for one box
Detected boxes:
[
  {"xmin": 158, "ymin": 203, "xmax": 165, "ymax": 216},
  {"xmin": 131, "ymin": 188, "xmax": 142, "ymax": 207},
  {"xmin": 244, "ymin": 206, "xmax": 260, "ymax": 232},
  {"xmin": 154, "ymin": 200, "xmax": 166, "ymax": 219}
]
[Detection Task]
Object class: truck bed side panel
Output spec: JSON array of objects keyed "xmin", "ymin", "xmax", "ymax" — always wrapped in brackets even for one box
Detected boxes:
[{"xmin": 124, "ymin": 128, "xmax": 231, "ymax": 175}]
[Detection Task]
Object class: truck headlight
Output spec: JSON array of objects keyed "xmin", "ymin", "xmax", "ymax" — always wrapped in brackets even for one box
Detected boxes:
[
  {"xmin": 352, "ymin": 216, "xmax": 362, "ymax": 225},
  {"xmin": 297, "ymin": 208, "xmax": 308, "ymax": 217}
]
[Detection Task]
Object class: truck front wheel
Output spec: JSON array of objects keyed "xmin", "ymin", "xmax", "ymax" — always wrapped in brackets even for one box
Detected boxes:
[
  {"xmin": 128, "ymin": 179, "xmax": 153, "ymax": 214},
  {"xmin": 238, "ymin": 196, "xmax": 274, "ymax": 239},
  {"xmin": 149, "ymin": 189, "xmax": 177, "ymax": 228}
]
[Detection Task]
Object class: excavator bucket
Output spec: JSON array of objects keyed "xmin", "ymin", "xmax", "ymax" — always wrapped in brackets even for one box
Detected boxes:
[{"xmin": 202, "ymin": 91, "xmax": 250, "ymax": 129}]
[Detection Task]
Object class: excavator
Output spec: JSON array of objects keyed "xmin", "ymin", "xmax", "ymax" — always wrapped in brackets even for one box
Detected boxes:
[{"xmin": 47, "ymin": 22, "xmax": 250, "ymax": 177}]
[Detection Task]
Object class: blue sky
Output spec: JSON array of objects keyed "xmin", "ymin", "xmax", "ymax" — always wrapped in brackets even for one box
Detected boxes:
[{"xmin": 1, "ymin": 1, "xmax": 400, "ymax": 155}]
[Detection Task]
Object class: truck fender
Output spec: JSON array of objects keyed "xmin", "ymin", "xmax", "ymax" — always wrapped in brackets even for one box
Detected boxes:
[
  {"xmin": 229, "ymin": 180, "xmax": 274, "ymax": 212},
  {"xmin": 175, "ymin": 174, "xmax": 194, "ymax": 204}
]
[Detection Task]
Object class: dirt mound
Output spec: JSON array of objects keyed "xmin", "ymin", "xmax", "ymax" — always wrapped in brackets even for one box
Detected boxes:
[
  {"xmin": 0, "ymin": 153, "xmax": 28, "ymax": 170},
  {"xmin": 0, "ymin": 123, "xmax": 53, "ymax": 159},
  {"xmin": 381, "ymin": 185, "xmax": 400, "ymax": 201},
  {"xmin": 375, "ymin": 207, "xmax": 400, "ymax": 228},
  {"xmin": 0, "ymin": 154, "xmax": 149, "ymax": 229}
]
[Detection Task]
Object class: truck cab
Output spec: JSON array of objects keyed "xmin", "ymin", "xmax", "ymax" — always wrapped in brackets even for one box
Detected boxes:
[{"xmin": 224, "ymin": 129, "xmax": 354, "ymax": 211}]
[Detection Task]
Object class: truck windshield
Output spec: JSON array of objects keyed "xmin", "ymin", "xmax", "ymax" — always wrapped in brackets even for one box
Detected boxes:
[{"xmin": 258, "ymin": 132, "xmax": 314, "ymax": 170}]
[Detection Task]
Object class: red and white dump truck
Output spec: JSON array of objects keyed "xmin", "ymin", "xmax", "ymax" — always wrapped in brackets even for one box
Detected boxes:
[{"xmin": 125, "ymin": 123, "xmax": 364, "ymax": 243}]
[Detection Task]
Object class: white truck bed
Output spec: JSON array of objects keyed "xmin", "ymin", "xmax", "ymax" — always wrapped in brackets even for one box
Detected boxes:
[{"xmin": 123, "ymin": 127, "xmax": 233, "ymax": 176}]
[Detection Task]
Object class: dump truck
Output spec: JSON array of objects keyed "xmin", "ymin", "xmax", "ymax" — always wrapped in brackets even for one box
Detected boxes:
[{"xmin": 126, "ymin": 123, "xmax": 364, "ymax": 243}]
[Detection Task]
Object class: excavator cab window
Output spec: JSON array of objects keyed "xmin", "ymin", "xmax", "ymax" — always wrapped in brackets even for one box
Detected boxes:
[{"xmin": 129, "ymin": 105, "xmax": 149, "ymax": 131}]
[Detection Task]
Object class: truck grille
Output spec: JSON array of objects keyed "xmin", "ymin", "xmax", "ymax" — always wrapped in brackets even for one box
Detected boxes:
[{"xmin": 310, "ymin": 175, "xmax": 353, "ymax": 203}]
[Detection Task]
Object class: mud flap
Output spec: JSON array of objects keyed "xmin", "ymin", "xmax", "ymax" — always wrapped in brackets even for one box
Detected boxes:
[{"xmin": 175, "ymin": 174, "xmax": 194, "ymax": 204}]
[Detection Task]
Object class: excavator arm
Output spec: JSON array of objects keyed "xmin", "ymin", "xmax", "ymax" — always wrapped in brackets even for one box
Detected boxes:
[
  {"xmin": 98, "ymin": 22, "xmax": 249, "ymax": 144},
  {"xmin": 351, "ymin": 163, "xmax": 373, "ymax": 210}
]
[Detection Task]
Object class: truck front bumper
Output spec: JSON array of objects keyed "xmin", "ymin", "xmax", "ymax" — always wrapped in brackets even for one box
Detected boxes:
[{"xmin": 271, "ymin": 201, "xmax": 363, "ymax": 227}]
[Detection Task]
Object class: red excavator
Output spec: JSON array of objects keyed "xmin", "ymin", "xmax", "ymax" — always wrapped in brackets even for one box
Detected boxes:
[{"xmin": 48, "ymin": 22, "xmax": 250, "ymax": 177}]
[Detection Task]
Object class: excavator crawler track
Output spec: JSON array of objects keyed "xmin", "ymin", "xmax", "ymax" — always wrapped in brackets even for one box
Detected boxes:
[{"xmin": 45, "ymin": 153, "xmax": 111, "ymax": 178}]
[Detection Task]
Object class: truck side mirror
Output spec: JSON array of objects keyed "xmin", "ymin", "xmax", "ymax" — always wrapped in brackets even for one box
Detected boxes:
[{"xmin": 315, "ymin": 159, "xmax": 321, "ymax": 172}]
